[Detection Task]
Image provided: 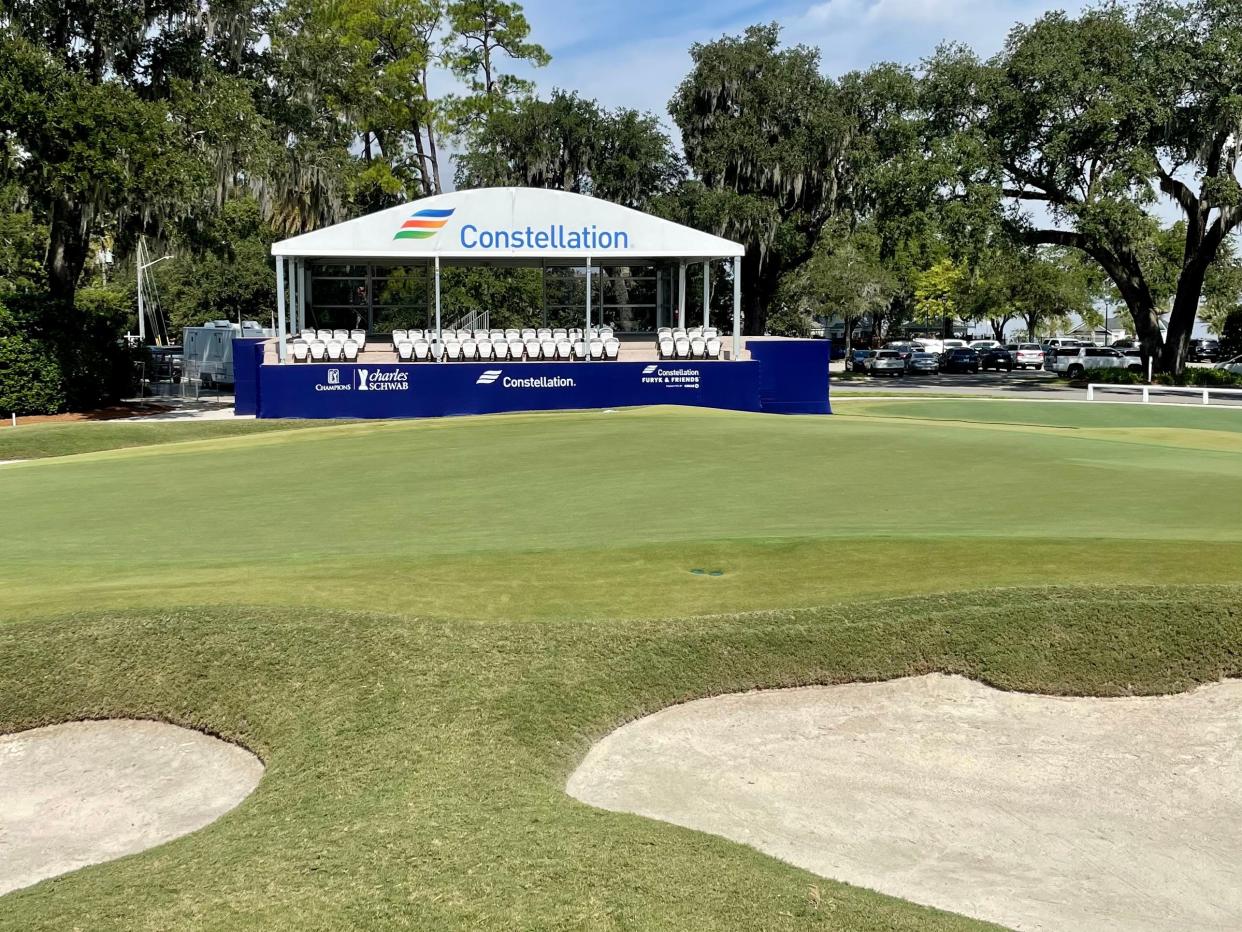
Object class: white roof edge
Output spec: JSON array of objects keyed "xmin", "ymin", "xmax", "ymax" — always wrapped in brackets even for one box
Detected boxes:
[{"xmin": 270, "ymin": 187, "xmax": 745, "ymax": 260}]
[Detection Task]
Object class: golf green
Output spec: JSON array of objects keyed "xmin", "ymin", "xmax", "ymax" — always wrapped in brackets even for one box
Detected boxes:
[{"xmin": 2, "ymin": 401, "xmax": 1240, "ymax": 929}]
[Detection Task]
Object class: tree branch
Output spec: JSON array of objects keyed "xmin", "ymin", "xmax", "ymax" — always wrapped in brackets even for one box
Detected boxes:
[
  {"xmin": 1154, "ymin": 163, "xmax": 1199, "ymax": 219},
  {"xmin": 1002, "ymin": 187, "xmax": 1059, "ymax": 202}
]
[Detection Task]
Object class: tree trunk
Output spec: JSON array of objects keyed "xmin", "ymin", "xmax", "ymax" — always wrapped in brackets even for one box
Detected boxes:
[
  {"xmin": 1161, "ymin": 257, "xmax": 1210, "ymax": 375},
  {"xmin": 45, "ymin": 195, "xmax": 89, "ymax": 305},
  {"xmin": 741, "ymin": 251, "xmax": 768, "ymax": 335}
]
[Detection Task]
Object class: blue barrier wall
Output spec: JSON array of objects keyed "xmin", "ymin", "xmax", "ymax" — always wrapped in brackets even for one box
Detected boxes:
[
  {"xmin": 748, "ymin": 338, "xmax": 832, "ymax": 415},
  {"xmin": 252, "ymin": 339, "xmax": 829, "ymax": 420},
  {"xmin": 231, "ymin": 339, "xmax": 265, "ymax": 415}
]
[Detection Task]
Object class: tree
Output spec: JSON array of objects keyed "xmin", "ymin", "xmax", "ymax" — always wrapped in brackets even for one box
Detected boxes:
[
  {"xmin": 913, "ymin": 258, "xmax": 964, "ymax": 331},
  {"xmin": 925, "ymin": 0, "xmax": 1242, "ymax": 373},
  {"xmin": 670, "ymin": 24, "xmax": 851, "ymax": 335},
  {"xmin": 455, "ymin": 90, "xmax": 683, "ymax": 207},
  {"xmin": 779, "ymin": 223, "xmax": 895, "ymax": 347},
  {"xmin": 442, "ymin": 0, "xmax": 549, "ymax": 140}
]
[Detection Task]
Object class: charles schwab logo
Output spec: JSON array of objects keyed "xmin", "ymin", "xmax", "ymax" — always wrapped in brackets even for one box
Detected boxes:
[
  {"xmin": 641, "ymin": 365, "xmax": 701, "ymax": 388},
  {"xmin": 476, "ymin": 368, "xmax": 575, "ymax": 389},
  {"xmin": 357, "ymin": 367, "xmax": 410, "ymax": 392}
]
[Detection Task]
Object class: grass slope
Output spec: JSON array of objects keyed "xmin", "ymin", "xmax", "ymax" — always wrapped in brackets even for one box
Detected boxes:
[
  {"xmin": 2, "ymin": 588, "xmax": 1240, "ymax": 931},
  {"xmin": 2, "ymin": 402, "xmax": 1241, "ymax": 929}
]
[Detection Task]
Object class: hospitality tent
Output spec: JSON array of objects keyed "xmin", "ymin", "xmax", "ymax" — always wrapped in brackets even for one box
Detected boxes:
[{"xmin": 269, "ymin": 186, "xmax": 746, "ymax": 362}]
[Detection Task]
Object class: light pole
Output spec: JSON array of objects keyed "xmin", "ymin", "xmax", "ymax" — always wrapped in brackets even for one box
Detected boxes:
[{"xmin": 137, "ymin": 250, "xmax": 172, "ymax": 344}]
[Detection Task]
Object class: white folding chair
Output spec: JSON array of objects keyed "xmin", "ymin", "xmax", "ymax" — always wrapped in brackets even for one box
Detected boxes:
[
  {"xmin": 689, "ymin": 336, "xmax": 706, "ymax": 358},
  {"xmin": 589, "ymin": 340, "xmax": 604, "ymax": 360},
  {"xmin": 688, "ymin": 327, "xmax": 702, "ymax": 338},
  {"xmin": 350, "ymin": 330, "xmax": 366, "ymax": 347},
  {"xmin": 674, "ymin": 336, "xmax": 690, "ymax": 358},
  {"xmin": 604, "ymin": 338, "xmax": 620, "ymax": 360},
  {"xmin": 599, "ymin": 328, "xmax": 614, "ymax": 341},
  {"xmin": 508, "ymin": 339, "xmax": 525, "ymax": 360},
  {"xmin": 657, "ymin": 327, "xmax": 672, "ymax": 338},
  {"xmin": 392, "ymin": 329, "xmax": 408, "ymax": 346},
  {"xmin": 541, "ymin": 339, "xmax": 557, "ymax": 360},
  {"xmin": 456, "ymin": 329, "xmax": 472, "ymax": 341},
  {"xmin": 343, "ymin": 339, "xmax": 360, "ymax": 362},
  {"xmin": 705, "ymin": 337, "xmax": 722, "ymax": 359},
  {"xmin": 555, "ymin": 339, "xmax": 571, "ymax": 360},
  {"xmin": 477, "ymin": 340, "xmax": 495, "ymax": 361},
  {"xmin": 552, "ymin": 328, "xmax": 568, "ymax": 340},
  {"xmin": 505, "ymin": 329, "xmax": 521, "ymax": 341},
  {"xmin": 300, "ymin": 329, "xmax": 316, "ymax": 342},
  {"xmin": 444, "ymin": 340, "xmax": 462, "ymax": 361},
  {"xmin": 460, "ymin": 339, "xmax": 477, "ymax": 361},
  {"xmin": 309, "ymin": 341, "xmax": 328, "ymax": 362},
  {"xmin": 491, "ymin": 341, "xmax": 508, "ymax": 361},
  {"xmin": 537, "ymin": 328, "xmax": 553, "ymax": 341},
  {"xmin": 521, "ymin": 328, "xmax": 536, "ymax": 340},
  {"xmin": 291, "ymin": 342, "xmax": 311, "ymax": 362},
  {"xmin": 572, "ymin": 340, "xmax": 587, "ymax": 360},
  {"xmin": 524, "ymin": 339, "xmax": 541, "ymax": 359},
  {"xmin": 397, "ymin": 341, "xmax": 414, "ymax": 361},
  {"xmin": 332, "ymin": 329, "xmax": 349, "ymax": 342},
  {"xmin": 326, "ymin": 340, "xmax": 344, "ymax": 361},
  {"xmin": 658, "ymin": 336, "xmax": 674, "ymax": 359},
  {"xmin": 703, "ymin": 327, "xmax": 719, "ymax": 339},
  {"xmin": 408, "ymin": 329, "xmax": 424, "ymax": 341},
  {"xmin": 316, "ymin": 329, "xmax": 333, "ymax": 342},
  {"xmin": 473, "ymin": 329, "xmax": 488, "ymax": 341},
  {"xmin": 489, "ymin": 330, "xmax": 505, "ymax": 342},
  {"xmin": 413, "ymin": 340, "xmax": 431, "ymax": 361}
]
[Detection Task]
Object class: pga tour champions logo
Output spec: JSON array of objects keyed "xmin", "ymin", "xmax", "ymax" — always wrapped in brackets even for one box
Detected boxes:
[
  {"xmin": 641, "ymin": 364, "xmax": 700, "ymax": 389},
  {"xmin": 476, "ymin": 369, "xmax": 575, "ymax": 389}
]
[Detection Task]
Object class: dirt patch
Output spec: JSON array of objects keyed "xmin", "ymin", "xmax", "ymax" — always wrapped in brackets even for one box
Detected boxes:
[
  {"xmin": 0, "ymin": 720, "xmax": 263, "ymax": 895},
  {"xmin": 6, "ymin": 403, "xmax": 174, "ymax": 426},
  {"xmin": 568, "ymin": 674, "xmax": 1242, "ymax": 931}
]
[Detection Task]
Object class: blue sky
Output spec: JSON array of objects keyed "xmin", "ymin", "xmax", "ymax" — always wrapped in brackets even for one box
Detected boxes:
[{"xmin": 503, "ymin": 0, "xmax": 1088, "ymax": 131}]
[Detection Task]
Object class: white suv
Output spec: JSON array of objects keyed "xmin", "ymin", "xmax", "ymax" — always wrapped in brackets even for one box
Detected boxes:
[
  {"xmin": 1049, "ymin": 346, "xmax": 1141, "ymax": 379},
  {"xmin": 1006, "ymin": 343, "xmax": 1045, "ymax": 370}
]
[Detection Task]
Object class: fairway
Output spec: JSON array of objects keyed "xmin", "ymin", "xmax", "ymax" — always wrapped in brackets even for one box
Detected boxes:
[{"xmin": 2, "ymin": 401, "xmax": 1241, "ymax": 930}]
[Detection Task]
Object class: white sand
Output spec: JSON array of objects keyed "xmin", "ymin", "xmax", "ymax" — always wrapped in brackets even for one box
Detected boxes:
[
  {"xmin": 0, "ymin": 720, "xmax": 263, "ymax": 895},
  {"xmin": 568, "ymin": 674, "xmax": 1242, "ymax": 931}
]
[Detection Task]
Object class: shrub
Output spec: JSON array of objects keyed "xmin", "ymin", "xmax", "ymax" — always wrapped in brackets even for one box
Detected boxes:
[
  {"xmin": 1087, "ymin": 368, "xmax": 1144, "ymax": 385},
  {"xmin": 0, "ymin": 289, "xmax": 138, "ymax": 415}
]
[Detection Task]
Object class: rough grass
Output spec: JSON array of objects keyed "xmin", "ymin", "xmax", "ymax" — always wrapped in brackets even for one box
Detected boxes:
[
  {"xmin": 0, "ymin": 419, "xmax": 344, "ymax": 460},
  {"xmin": 2, "ymin": 587, "xmax": 1239, "ymax": 931},
  {"xmin": 2, "ymin": 403, "xmax": 1241, "ymax": 929}
]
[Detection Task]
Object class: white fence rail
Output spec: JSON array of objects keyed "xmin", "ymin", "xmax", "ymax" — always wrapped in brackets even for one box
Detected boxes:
[{"xmin": 1086, "ymin": 383, "xmax": 1242, "ymax": 405}]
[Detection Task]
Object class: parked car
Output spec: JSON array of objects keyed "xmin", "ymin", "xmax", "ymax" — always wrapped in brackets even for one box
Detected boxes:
[
  {"xmin": 941, "ymin": 339, "xmax": 968, "ymax": 351},
  {"xmin": 1190, "ymin": 338, "xmax": 1221, "ymax": 362},
  {"xmin": 941, "ymin": 347, "xmax": 981, "ymax": 373},
  {"xmin": 1215, "ymin": 354, "xmax": 1242, "ymax": 376},
  {"xmin": 979, "ymin": 346, "xmax": 1014, "ymax": 372},
  {"xmin": 883, "ymin": 341, "xmax": 920, "ymax": 363},
  {"xmin": 870, "ymin": 349, "xmax": 907, "ymax": 376},
  {"xmin": 907, "ymin": 351, "xmax": 940, "ymax": 375},
  {"xmin": 1109, "ymin": 339, "xmax": 1140, "ymax": 351},
  {"xmin": 969, "ymin": 339, "xmax": 1003, "ymax": 351},
  {"xmin": 146, "ymin": 345, "xmax": 184, "ymax": 383},
  {"xmin": 1048, "ymin": 346, "xmax": 1142, "ymax": 379},
  {"xmin": 846, "ymin": 348, "xmax": 876, "ymax": 372},
  {"xmin": 1005, "ymin": 343, "xmax": 1045, "ymax": 370},
  {"xmin": 913, "ymin": 338, "xmax": 944, "ymax": 354}
]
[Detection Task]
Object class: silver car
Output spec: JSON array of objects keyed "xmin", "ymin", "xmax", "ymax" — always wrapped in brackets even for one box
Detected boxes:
[
  {"xmin": 870, "ymin": 350, "xmax": 906, "ymax": 376},
  {"xmin": 907, "ymin": 351, "xmax": 940, "ymax": 374}
]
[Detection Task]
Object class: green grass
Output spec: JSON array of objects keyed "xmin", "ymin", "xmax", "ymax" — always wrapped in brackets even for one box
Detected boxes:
[
  {"xmin": 2, "ymin": 402, "xmax": 1241, "ymax": 929},
  {"xmin": 0, "ymin": 419, "xmax": 344, "ymax": 460}
]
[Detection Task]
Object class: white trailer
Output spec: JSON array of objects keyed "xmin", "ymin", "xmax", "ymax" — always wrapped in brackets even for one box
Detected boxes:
[{"xmin": 182, "ymin": 320, "xmax": 272, "ymax": 388}]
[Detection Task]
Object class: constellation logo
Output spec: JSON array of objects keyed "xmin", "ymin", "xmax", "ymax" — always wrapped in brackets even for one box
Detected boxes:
[
  {"xmin": 327, "ymin": 368, "xmax": 340, "ymax": 385},
  {"xmin": 394, "ymin": 207, "xmax": 454, "ymax": 240},
  {"xmin": 642, "ymin": 365, "xmax": 658, "ymax": 375},
  {"xmin": 476, "ymin": 369, "xmax": 502, "ymax": 385},
  {"xmin": 641, "ymin": 365, "xmax": 701, "ymax": 388}
]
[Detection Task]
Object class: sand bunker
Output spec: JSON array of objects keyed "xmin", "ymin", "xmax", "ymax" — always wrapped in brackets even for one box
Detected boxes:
[
  {"xmin": 568, "ymin": 674, "xmax": 1242, "ymax": 931},
  {"xmin": 0, "ymin": 720, "xmax": 263, "ymax": 895}
]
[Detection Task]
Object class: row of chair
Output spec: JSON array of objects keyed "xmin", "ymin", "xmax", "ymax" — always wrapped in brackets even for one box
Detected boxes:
[
  {"xmin": 393, "ymin": 327, "xmax": 615, "ymax": 348},
  {"xmin": 659, "ymin": 334, "xmax": 722, "ymax": 359},
  {"xmin": 397, "ymin": 337, "xmax": 621, "ymax": 362},
  {"xmin": 301, "ymin": 329, "xmax": 366, "ymax": 346},
  {"xmin": 290, "ymin": 339, "xmax": 360, "ymax": 363},
  {"xmin": 658, "ymin": 327, "xmax": 719, "ymax": 339}
]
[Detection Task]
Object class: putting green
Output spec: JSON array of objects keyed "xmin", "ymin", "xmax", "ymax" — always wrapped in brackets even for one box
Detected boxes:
[{"xmin": 2, "ymin": 402, "xmax": 1240, "ymax": 929}]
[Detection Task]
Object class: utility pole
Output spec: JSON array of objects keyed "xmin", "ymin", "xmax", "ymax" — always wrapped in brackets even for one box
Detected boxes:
[{"xmin": 136, "ymin": 240, "xmax": 172, "ymax": 344}]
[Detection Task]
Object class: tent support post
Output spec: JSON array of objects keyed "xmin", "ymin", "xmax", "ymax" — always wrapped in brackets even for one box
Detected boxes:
[
  {"xmin": 585, "ymin": 256, "xmax": 592, "ymax": 361},
  {"xmin": 276, "ymin": 256, "xmax": 288, "ymax": 364},
  {"xmin": 434, "ymin": 255, "xmax": 442, "ymax": 359},
  {"xmin": 680, "ymin": 262, "xmax": 687, "ymax": 329},
  {"xmin": 732, "ymin": 256, "xmax": 741, "ymax": 361},
  {"xmin": 291, "ymin": 259, "xmax": 301, "ymax": 337},
  {"xmin": 702, "ymin": 260, "xmax": 710, "ymax": 329}
]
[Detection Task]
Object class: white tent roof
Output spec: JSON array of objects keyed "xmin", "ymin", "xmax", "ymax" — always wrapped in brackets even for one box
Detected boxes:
[{"xmin": 271, "ymin": 187, "xmax": 744, "ymax": 263}]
